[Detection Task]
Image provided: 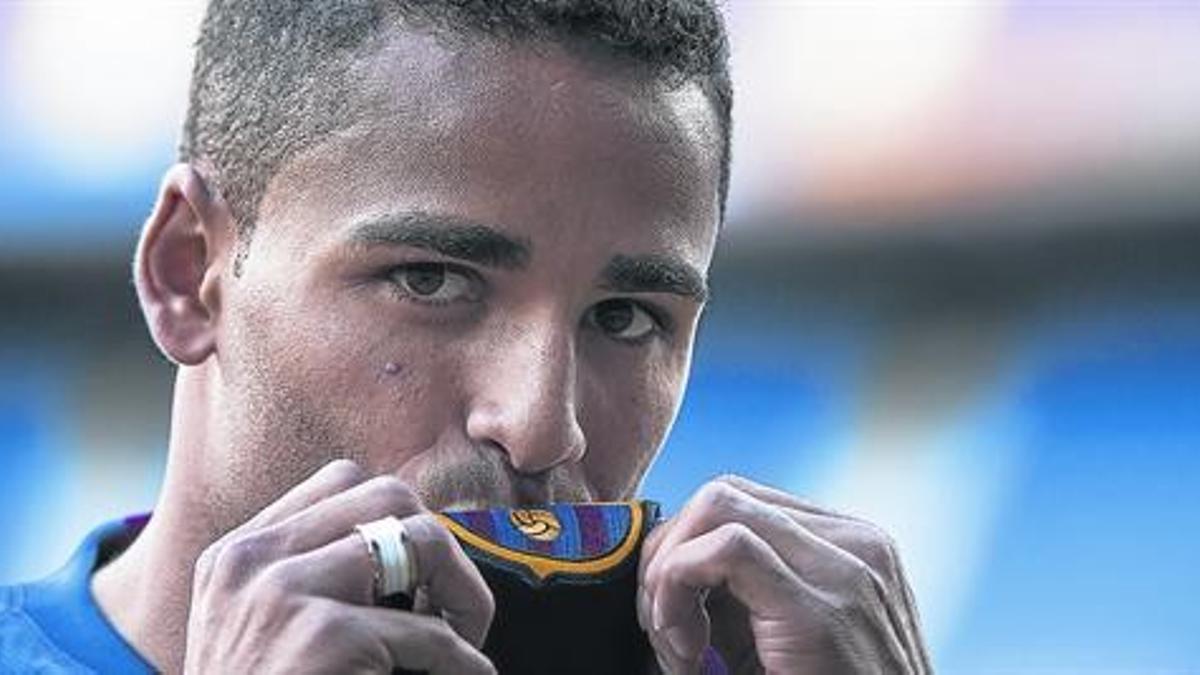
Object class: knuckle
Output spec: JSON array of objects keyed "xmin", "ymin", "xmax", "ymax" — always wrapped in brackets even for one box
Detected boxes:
[
  {"xmin": 714, "ymin": 472, "xmax": 748, "ymax": 489},
  {"xmin": 414, "ymin": 513, "xmax": 456, "ymax": 559},
  {"xmin": 321, "ymin": 458, "xmax": 367, "ymax": 489},
  {"xmin": 297, "ymin": 604, "xmax": 351, "ymax": 648},
  {"xmin": 193, "ymin": 542, "xmax": 220, "ymax": 582},
  {"xmin": 427, "ymin": 619, "xmax": 463, "ymax": 655},
  {"xmin": 834, "ymin": 557, "xmax": 883, "ymax": 611},
  {"xmin": 296, "ymin": 602, "xmax": 386, "ymax": 669},
  {"xmin": 228, "ymin": 530, "xmax": 275, "ymax": 566},
  {"xmin": 849, "ymin": 556, "xmax": 877, "ymax": 588},
  {"xmin": 716, "ymin": 521, "xmax": 758, "ymax": 558},
  {"xmin": 696, "ymin": 478, "xmax": 746, "ymax": 515},
  {"xmin": 364, "ymin": 475, "xmax": 421, "ymax": 514},
  {"xmin": 432, "ymin": 517, "xmax": 462, "ymax": 557},
  {"xmin": 428, "ymin": 630, "xmax": 491, "ymax": 675},
  {"xmin": 255, "ymin": 560, "xmax": 301, "ymax": 602},
  {"xmin": 866, "ymin": 535, "xmax": 900, "ymax": 581},
  {"xmin": 843, "ymin": 522, "xmax": 901, "ymax": 583},
  {"xmin": 205, "ymin": 532, "xmax": 274, "ymax": 587}
]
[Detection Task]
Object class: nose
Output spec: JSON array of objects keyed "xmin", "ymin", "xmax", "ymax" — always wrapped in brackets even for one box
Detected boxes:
[{"xmin": 464, "ymin": 312, "xmax": 587, "ymax": 475}]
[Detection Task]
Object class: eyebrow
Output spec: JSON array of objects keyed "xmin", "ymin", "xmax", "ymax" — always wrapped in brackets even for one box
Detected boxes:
[
  {"xmin": 348, "ymin": 212, "xmax": 531, "ymax": 270},
  {"xmin": 348, "ymin": 212, "xmax": 707, "ymax": 302},
  {"xmin": 601, "ymin": 254, "xmax": 709, "ymax": 304}
]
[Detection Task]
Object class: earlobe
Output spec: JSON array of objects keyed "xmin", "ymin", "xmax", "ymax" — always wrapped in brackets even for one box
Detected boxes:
[{"xmin": 135, "ymin": 164, "xmax": 234, "ymax": 366}]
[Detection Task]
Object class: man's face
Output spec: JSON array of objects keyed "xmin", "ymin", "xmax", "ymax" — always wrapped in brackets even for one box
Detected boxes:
[{"xmin": 205, "ymin": 31, "xmax": 721, "ymax": 524}]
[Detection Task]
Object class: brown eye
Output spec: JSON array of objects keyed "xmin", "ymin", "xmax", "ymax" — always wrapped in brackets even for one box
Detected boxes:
[
  {"xmin": 403, "ymin": 263, "xmax": 445, "ymax": 296},
  {"xmin": 591, "ymin": 299, "xmax": 656, "ymax": 341},
  {"xmin": 389, "ymin": 263, "xmax": 476, "ymax": 304}
]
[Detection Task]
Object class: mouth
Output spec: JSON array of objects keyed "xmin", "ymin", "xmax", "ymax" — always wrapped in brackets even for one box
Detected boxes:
[
  {"xmin": 404, "ymin": 444, "xmax": 592, "ymax": 512},
  {"xmin": 511, "ymin": 475, "xmax": 555, "ymax": 508},
  {"xmin": 437, "ymin": 481, "xmax": 557, "ymax": 513}
]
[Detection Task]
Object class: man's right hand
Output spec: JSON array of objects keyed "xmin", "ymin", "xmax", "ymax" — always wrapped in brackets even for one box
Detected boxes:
[{"xmin": 183, "ymin": 460, "xmax": 496, "ymax": 674}]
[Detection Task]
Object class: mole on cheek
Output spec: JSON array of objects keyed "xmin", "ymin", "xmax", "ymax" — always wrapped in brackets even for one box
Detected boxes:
[{"xmin": 382, "ymin": 361, "xmax": 401, "ymax": 376}]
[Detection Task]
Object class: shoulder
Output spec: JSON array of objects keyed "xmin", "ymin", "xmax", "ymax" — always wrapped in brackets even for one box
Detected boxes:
[
  {"xmin": 0, "ymin": 583, "xmax": 91, "ymax": 674},
  {"xmin": 0, "ymin": 515, "xmax": 153, "ymax": 674}
]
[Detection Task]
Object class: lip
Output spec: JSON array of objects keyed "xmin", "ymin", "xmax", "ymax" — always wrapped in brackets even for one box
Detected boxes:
[
  {"xmin": 434, "ymin": 485, "xmax": 555, "ymax": 512},
  {"xmin": 397, "ymin": 448, "xmax": 582, "ymax": 511},
  {"xmin": 511, "ymin": 475, "xmax": 555, "ymax": 507}
]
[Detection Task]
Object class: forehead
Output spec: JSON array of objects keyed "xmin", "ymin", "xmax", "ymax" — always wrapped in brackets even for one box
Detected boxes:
[{"xmin": 256, "ymin": 26, "xmax": 722, "ymax": 270}]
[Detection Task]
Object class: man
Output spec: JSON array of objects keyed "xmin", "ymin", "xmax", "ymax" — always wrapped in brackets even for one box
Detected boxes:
[{"xmin": 1, "ymin": 1, "xmax": 930, "ymax": 673}]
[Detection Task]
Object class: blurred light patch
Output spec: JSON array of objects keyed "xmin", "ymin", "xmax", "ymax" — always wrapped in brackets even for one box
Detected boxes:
[
  {"xmin": 727, "ymin": 1, "xmax": 1001, "ymax": 218},
  {"xmin": 644, "ymin": 316, "xmax": 869, "ymax": 513},
  {"xmin": 809, "ymin": 315, "xmax": 1030, "ymax": 657},
  {"xmin": 1, "ymin": 0, "xmax": 202, "ymax": 185},
  {"xmin": 942, "ymin": 302, "xmax": 1200, "ymax": 669},
  {"xmin": 817, "ymin": 381, "xmax": 1029, "ymax": 661},
  {"xmin": 0, "ymin": 353, "xmax": 76, "ymax": 582},
  {"xmin": 725, "ymin": 1, "xmax": 1200, "ymax": 225}
]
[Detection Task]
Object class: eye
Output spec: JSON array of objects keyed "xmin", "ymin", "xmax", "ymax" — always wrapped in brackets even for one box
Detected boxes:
[
  {"xmin": 589, "ymin": 299, "xmax": 659, "ymax": 342},
  {"xmin": 388, "ymin": 263, "xmax": 477, "ymax": 305}
]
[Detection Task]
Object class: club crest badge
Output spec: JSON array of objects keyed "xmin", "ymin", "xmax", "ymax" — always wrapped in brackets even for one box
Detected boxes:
[{"xmin": 509, "ymin": 509, "xmax": 562, "ymax": 541}]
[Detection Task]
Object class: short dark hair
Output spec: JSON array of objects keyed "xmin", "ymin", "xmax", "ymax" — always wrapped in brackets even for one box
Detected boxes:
[{"xmin": 180, "ymin": 0, "xmax": 732, "ymax": 257}]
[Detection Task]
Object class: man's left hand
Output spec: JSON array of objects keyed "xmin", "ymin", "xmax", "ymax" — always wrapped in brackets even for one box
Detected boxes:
[{"xmin": 638, "ymin": 475, "xmax": 931, "ymax": 674}]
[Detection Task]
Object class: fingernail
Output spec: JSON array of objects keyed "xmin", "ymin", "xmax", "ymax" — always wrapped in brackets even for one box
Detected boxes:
[{"xmin": 652, "ymin": 593, "xmax": 663, "ymax": 631}]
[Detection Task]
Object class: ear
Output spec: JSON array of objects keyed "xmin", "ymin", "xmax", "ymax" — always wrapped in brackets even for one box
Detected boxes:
[{"xmin": 134, "ymin": 164, "xmax": 235, "ymax": 366}]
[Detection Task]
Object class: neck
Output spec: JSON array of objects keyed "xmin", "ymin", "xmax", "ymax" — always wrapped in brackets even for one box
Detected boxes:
[{"xmin": 92, "ymin": 366, "xmax": 223, "ymax": 673}]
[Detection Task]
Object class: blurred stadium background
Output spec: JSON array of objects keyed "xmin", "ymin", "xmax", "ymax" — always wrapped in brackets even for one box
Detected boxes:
[{"xmin": 1, "ymin": 1, "xmax": 1197, "ymax": 671}]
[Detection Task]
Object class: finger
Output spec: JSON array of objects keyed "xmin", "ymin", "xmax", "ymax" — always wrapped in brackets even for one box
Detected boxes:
[
  {"xmin": 716, "ymin": 479, "xmax": 928, "ymax": 673},
  {"xmin": 646, "ymin": 480, "xmax": 898, "ymax": 605},
  {"xmin": 641, "ymin": 479, "xmax": 925, "ymax": 672},
  {"xmin": 731, "ymin": 479, "xmax": 904, "ymax": 580},
  {"xmin": 639, "ymin": 477, "xmax": 807, "ymax": 587},
  {"xmin": 265, "ymin": 474, "xmax": 424, "ymax": 555},
  {"xmin": 640, "ymin": 580, "xmax": 691, "ymax": 675},
  {"xmin": 640, "ymin": 514, "xmax": 673, "ymax": 586},
  {"xmin": 304, "ymin": 599, "xmax": 495, "ymax": 675},
  {"xmin": 785, "ymin": 510, "xmax": 926, "ymax": 671},
  {"xmin": 261, "ymin": 512, "xmax": 494, "ymax": 648},
  {"xmin": 646, "ymin": 583, "xmax": 709, "ymax": 674},
  {"xmin": 639, "ymin": 475, "xmax": 782, "ymax": 582},
  {"xmin": 711, "ymin": 477, "xmax": 925, "ymax": 665},
  {"xmin": 650, "ymin": 523, "xmax": 795, "ymax": 642},
  {"xmin": 366, "ymin": 607, "xmax": 496, "ymax": 675},
  {"xmin": 650, "ymin": 523, "xmax": 910, "ymax": 674},
  {"xmin": 713, "ymin": 475, "xmax": 906, "ymax": 587},
  {"xmin": 897, "ymin": 575, "xmax": 933, "ymax": 674},
  {"xmin": 640, "ymin": 475, "xmax": 861, "ymax": 583},
  {"xmin": 402, "ymin": 513, "xmax": 495, "ymax": 649},
  {"xmin": 641, "ymin": 481, "xmax": 913, "ymax": 671},
  {"xmin": 643, "ymin": 480, "xmax": 837, "ymax": 592},
  {"xmin": 194, "ymin": 461, "xmax": 373, "ymax": 592},
  {"xmin": 259, "ymin": 534, "xmax": 378, "ymax": 606},
  {"xmin": 715, "ymin": 473, "xmax": 858, "ymax": 521},
  {"xmin": 241, "ymin": 459, "xmax": 369, "ymax": 531}
]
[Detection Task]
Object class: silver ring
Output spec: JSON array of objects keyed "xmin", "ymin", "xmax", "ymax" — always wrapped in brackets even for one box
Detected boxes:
[{"xmin": 354, "ymin": 516, "xmax": 418, "ymax": 599}]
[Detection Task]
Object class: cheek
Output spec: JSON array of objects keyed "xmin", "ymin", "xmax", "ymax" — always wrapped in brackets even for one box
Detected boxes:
[
  {"xmin": 225, "ymin": 287, "xmax": 455, "ymax": 465},
  {"xmin": 580, "ymin": 356, "xmax": 686, "ymax": 499},
  {"xmin": 345, "ymin": 341, "xmax": 464, "ymax": 471}
]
